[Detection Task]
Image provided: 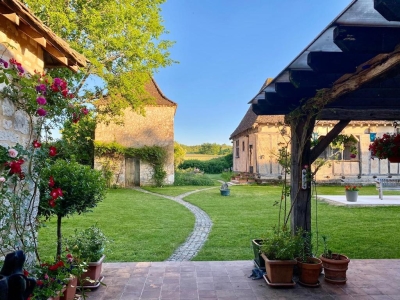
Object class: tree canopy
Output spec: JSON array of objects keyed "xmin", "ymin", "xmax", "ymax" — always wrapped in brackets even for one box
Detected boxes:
[{"xmin": 23, "ymin": 0, "xmax": 175, "ymax": 119}]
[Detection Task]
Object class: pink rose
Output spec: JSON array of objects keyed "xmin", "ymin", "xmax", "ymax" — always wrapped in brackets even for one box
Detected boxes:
[{"xmin": 8, "ymin": 148, "xmax": 18, "ymax": 158}]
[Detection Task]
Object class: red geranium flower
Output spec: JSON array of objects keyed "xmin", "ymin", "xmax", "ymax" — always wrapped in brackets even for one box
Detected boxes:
[{"xmin": 49, "ymin": 146, "xmax": 57, "ymax": 157}]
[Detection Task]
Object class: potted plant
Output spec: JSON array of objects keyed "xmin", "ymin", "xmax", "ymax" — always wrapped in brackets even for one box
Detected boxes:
[
  {"xmin": 319, "ymin": 235, "xmax": 350, "ymax": 284},
  {"xmin": 369, "ymin": 133, "xmax": 400, "ymax": 162},
  {"xmin": 251, "ymin": 239, "xmax": 265, "ymax": 270},
  {"xmin": 38, "ymin": 158, "xmax": 107, "ymax": 259},
  {"xmin": 64, "ymin": 225, "xmax": 109, "ymax": 288},
  {"xmin": 295, "ymin": 231, "xmax": 322, "ymax": 287},
  {"xmin": 259, "ymin": 227, "xmax": 300, "ymax": 286},
  {"xmin": 345, "ymin": 185, "xmax": 359, "ymax": 202},
  {"xmin": 220, "ymin": 182, "xmax": 230, "ymax": 196},
  {"xmin": 31, "ymin": 250, "xmax": 85, "ymax": 300}
]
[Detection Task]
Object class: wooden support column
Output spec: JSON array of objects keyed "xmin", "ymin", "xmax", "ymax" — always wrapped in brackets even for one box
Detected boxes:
[{"xmin": 289, "ymin": 115, "xmax": 315, "ymax": 233}]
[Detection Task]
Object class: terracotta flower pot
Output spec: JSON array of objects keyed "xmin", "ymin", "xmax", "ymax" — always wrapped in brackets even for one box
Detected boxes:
[
  {"xmin": 261, "ymin": 253, "xmax": 296, "ymax": 286},
  {"xmin": 296, "ymin": 257, "xmax": 322, "ymax": 286},
  {"xmin": 78, "ymin": 255, "xmax": 105, "ymax": 287},
  {"xmin": 60, "ymin": 276, "xmax": 77, "ymax": 300},
  {"xmin": 319, "ymin": 254, "xmax": 350, "ymax": 284}
]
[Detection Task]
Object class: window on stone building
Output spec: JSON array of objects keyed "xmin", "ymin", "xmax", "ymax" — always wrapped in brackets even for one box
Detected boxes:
[{"xmin": 235, "ymin": 140, "xmax": 240, "ymax": 158}]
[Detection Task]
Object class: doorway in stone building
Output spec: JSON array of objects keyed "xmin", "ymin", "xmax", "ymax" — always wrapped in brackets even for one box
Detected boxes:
[{"xmin": 125, "ymin": 157, "xmax": 140, "ymax": 187}]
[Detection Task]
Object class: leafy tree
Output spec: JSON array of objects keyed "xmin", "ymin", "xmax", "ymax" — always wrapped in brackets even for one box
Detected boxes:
[
  {"xmin": 23, "ymin": 0, "xmax": 175, "ymax": 119},
  {"xmin": 199, "ymin": 143, "xmax": 220, "ymax": 155},
  {"xmin": 39, "ymin": 159, "xmax": 107, "ymax": 257},
  {"xmin": 58, "ymin": 113, "xmax": 96, "ymax": 167},
  {"xmin": 174, "ymin": 142, "xmax": 186, "ymax": 170}
]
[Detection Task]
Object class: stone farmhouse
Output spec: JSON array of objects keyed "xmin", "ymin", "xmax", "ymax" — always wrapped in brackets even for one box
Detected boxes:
[
  {"xmin": 0, "ymin": 0, "xmax": 86, "ymax": 259},
  {"xmin": 95, "ymin": 78, "xmax": 177, "ymax": 187},
  {"xmin": 231, "ymin": 96, "xmax": 400, "ymax": 184}
]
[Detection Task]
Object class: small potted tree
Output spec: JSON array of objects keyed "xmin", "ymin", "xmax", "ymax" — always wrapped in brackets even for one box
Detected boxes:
[
  {"xmin": 64, "ymin": 225, "xmax": 109, "ymax": 287},
  {"xmin": 39, "ymin": 158, "xmax": 107, "ymax": 259},
  {"xmin": 319, "ymin": 235, "xmax": 350, "ymax": 284},
  {"xmin": 295, "ymin": 231, "xmax": 322, "ymax": 287}
]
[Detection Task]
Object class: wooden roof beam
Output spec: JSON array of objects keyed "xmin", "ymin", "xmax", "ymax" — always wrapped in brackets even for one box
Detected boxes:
[
  {"xmin": 374, "ymin": 0, "xmax": 400, "ymax": 21},
  {"xmin": 307, "ymin": 52, "xmax": 376, "ymax": 73},
  {"xmin": 19, "ymin": 22, "xmax": 46, "ymax": 47},
  {"xmin": 45, "ymin": 43, "xmax": 68, "ymax": 66},
  {"xmin": 334, "ymin": 26, "xmax": 400, "ymax": 53}
]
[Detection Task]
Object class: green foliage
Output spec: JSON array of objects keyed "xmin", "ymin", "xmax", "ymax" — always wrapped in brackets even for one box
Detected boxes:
[
  {"xmin": 39, "ymin": 158, "xmax": 107, "ymax": 257},
  {"xmin": 23, "ymin": 0, "xmax": 175, "ymax": 120},
  {"xmin": 59, "ymin": 113, "xmax": 96, "ymax": 166},
  {"xmin": 64, "ymin": 225, "xmax": 109, "ymax": 262},
  {"xmin": 39, "ymin": 159, "xmax": 107, "ymax": 219},
  {"xmin": 221, "ymin": 171, "xmax": 234, "ymax": 182},
  {"xmin": 174, "ymin": 142, "xmax": 186, "ymax": 170},
  {"xmin": 95, "ymin": 141, "xmax": 168, "ymax": 186},
  {"xmin": 260, "ymin": 227, "xmax": 301, "ymax": 260},
  {"xmin": 174, "ymin": 170, "xmax": 215, "ymax": 186},
  {"xmin": 178, "ymin": 154, "xmax": 232, "ymax": 174},
  {"xmin": 180, "ymin": 143, "xmax": 232, "ymax": 155}
]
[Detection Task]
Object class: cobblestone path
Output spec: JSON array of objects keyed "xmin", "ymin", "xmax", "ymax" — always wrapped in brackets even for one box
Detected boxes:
[{"xmin": 134, "ymin": 187, "xmax": 216, "ymax": 261}]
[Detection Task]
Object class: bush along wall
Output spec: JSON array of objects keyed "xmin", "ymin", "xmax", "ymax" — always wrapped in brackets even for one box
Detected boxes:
[
  {"xmin": 94, "ymin": 141, "xmax": 168, "ymax": 187},
  {"xmin": 178, "ymin": 154, "xmax": 232, "ymax": 174}
]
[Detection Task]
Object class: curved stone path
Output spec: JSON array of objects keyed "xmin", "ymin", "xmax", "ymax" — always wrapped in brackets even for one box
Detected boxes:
[{"xmin": 134, "ymin": 187, "xmax": 216, "ymax": 261}]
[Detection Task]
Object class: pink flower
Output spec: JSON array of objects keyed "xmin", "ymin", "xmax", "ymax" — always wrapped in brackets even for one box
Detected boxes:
[
  {"xmin": 81, "ymin": 107, "xmax": 89, "ymax": 115},
  {"xmin": 44, "ymin": 274, "xmax": 49, "ymax": 280},
  {"xmin": 0, "ymin": 177, "xmax": 5, "ymax": 182},
  {"xmin": 0, "ymin": 59, "xmax": 8, "ymax": 68},
  {"xmin": 35, "ymin": 84, "xmax": 47, "ymax": 93},
  {"xmin": 37, "ymin": 108, "xmax": 47, "ymax": 116},
  {"xmin": 8, "ymin": 148, "xmax": 18, "ymax": 158},
  {"xmin": 36, "ymin": 96, "xmax": 47, "ymax": 105}
]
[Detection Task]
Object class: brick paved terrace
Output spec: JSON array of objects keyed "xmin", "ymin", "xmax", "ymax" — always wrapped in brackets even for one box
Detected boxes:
[{"xmin": 83, "ymin": 259, "xmax": 400, "ymax": 300}]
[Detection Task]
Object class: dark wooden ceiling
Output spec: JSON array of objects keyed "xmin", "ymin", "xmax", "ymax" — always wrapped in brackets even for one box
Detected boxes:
[{"xmin": 251, "ymin": 0, "xmax": 400, "ymax": 121}]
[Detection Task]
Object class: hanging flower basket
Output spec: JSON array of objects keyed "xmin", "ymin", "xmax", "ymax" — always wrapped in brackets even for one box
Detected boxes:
[{"xmin": 369, "ymin": 133, "xmax": 400, "ymax": 160}]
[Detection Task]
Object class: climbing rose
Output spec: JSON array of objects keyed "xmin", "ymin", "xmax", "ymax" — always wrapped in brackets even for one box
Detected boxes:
[
  {"xmin": 50, "ymin": 189, "xmax": 59, "ymax": 200},
  {"xmin": 81, "ymin": 107, "xmax": 89, "ymax": 115},
  {"xmin": 0, "ymin": 177, "xmax": 5, "ymax": 182},
  {"xmin": 33, "ymin": 140, "xmax": 41, "ymax": 148},
  {"xmin": 48, "ymin": 199, "xmax": 56, "ymax": 208},
  {"xmin": 35, "ymin": 84, "xmax": 46, "ymax": 93},
  {"xmin": 36, "ymin": 96, "xmax": 47, "ymax": 105},
  {"xmin": 7, "ymin": 160, "xmax": 24, "ymax": 175},
  {"xmin": 49, "ymin": 176, "xmax": 55, "ymax": 187},
  {"xmin": 49, "ymin": 146, "xmax": 57, "ymax": 157},
  {"xmin": 37, "ymin": 108, "xmax": 47, "ymax": 116},
  {"xmin": 8, "ymin": 148, "xmax": 18, "ymax": 158}
]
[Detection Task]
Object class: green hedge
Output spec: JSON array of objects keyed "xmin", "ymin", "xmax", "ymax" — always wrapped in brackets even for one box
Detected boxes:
[
  {"xmin": 178, "ymin": 154, "xmax": 232, "ymax": 174},
  {"xmin": 174, "ymin": 170, "xmax": 215, "ymax": 186}
]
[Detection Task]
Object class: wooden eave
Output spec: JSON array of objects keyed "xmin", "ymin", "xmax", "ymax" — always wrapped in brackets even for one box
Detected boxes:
[
  {"xmin": 0, "ymin": 0, "xmax": 88, "ymax": 71},
  {"xmin": 250, "ymin": 0, "xmax": 400, "ymax": 121}
]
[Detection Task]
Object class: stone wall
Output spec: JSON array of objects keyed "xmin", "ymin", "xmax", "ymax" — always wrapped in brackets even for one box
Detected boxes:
[
  {"xmin": 0, "ymin": 18, "xmax": 46, "ymax": 263},
  {"xmin": 95, "ymin": 105, "xmax": 176, "ymax": 186}
]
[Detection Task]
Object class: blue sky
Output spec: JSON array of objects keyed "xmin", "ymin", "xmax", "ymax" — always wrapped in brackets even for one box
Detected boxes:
[{"xmin": 153, "ymin": 0, "xmax": 352, "ymax": 146}]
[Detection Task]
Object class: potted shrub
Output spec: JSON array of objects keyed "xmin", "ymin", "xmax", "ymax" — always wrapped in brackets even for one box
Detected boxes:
[
  {"xmin": 345, "ymin": 185, "xmax": 360, "ymax": 202},
  {"xmin": 38, "ymin": 158, "xmax": 107, "ymax": 258},
  {"xmin": 220, "ymin": 182, "xmax": 230, "ymax": 196},
  {"xmin": 295, "ymin": 231, "xmax": 322, "ymax": 287},
  {"xmin": 369, "ymin": 133, "xmax": 400, "ymax": 162},
  {"xmin": 251, "ymin": 239, "xmax": 265, "ymax": 270},
  {"xmin": 259, "ymin": 227, "xmax": 300, "ymax": 286},
  {"xmin": 64, "ymin": 225, "xmax": 109, "ymax": 287},
  {"xmin": 319, "ymin": 235, "xmax": 350, "ymax": 284}
]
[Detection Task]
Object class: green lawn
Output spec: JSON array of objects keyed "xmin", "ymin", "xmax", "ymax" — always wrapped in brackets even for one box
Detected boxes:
[
  {"xmin": 38, "ymin": 189, "xmax": 195, "ymax": 262},
  {"xmin": 38, "ymin": 184, "xmax": 400, "ymax": 262}
]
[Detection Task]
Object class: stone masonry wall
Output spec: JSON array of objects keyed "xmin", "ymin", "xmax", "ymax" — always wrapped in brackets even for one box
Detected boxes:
[
  {"xmin": 0, "ymin": 18, "xmax": 46, "ymax": 263},
  {"xmin": 95, "ymin": 106, "xmax": 176, "ymax": 186}
]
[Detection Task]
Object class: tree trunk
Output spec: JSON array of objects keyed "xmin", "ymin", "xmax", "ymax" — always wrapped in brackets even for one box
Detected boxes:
[
  {"xmin": 57, "ymin": 214, "xmax": 62, "ymax": 258},
  {"xmin": 290, "ymin": 116, "xmax": 315, "ymax": 233}
]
